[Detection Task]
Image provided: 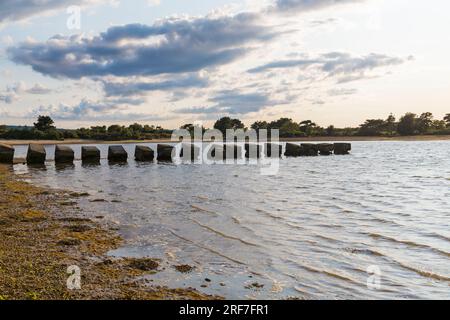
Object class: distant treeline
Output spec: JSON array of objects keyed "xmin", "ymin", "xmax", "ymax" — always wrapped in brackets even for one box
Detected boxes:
[
  {"xmin": 0, "ymin": 116, "xmax": 173, "ymax": 141},
  {"xmin": 1, "ymin": 113, "xmax": 450, "ymax": 141}
]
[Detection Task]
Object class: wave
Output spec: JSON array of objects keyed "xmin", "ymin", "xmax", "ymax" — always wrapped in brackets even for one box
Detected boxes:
[
  {"xmin": 255, "ymin": 208, "xmax": 284, "ymax": 220},
  {"xmin": 430, "ymin": 232, "xmax": 450, "ymax": 243},
  {"xmin": 392, "ymin": 260, "xmax": 450, "ymax": 282},
  {"xmin": 367, "ymin": 233, "xmax": 450, "ymax": 258},
  {"xmin": 343, "ymin": 248, "xmax": 385, "ymax": 257},
  {"xmin": 313, "ymin": 233, "xmax": 341, "ymax": 243},
  {"xmin": 190, "ymin": 219, "xmax": 259, "ymax": 247},
  {"xmin": 299, "ymin": 264, "xmax": 360, "ymax": 284},
  {"xmin": 167, "ymin": 228, "xmax": 246, "ymax": 265},
  {"xmin": 190, "ymin": 204, "xmax": 218, "ymax": 215}
]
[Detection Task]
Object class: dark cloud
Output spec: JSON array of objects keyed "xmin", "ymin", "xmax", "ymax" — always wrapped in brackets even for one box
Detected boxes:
[
  {"xmin": 0, "ymin": 0, "xmax": 364, "ymax": 26},
  {"xmin": 0, "ymin": 0, "xmax": 101, "ymax": 25},
  {"xmin": 102, "ymin": 74, "xmax": 209, "ymax": 97},
  {"xmin": 179, "ymin": 90, "xmax": 295, "ymax": 115},
  {"xmin": 210, "ymin": 90, "xmax": 277, "ymax": 114},
  {"xmin": 8, "ymin": 13, "xmax": 277, "ymax": 79},
  {"xmin": 248, "ymin": 59, "xmax": 321, "ymax": 73},
  {"xmin": 248, "ymin": 52, "xmax": 408, "ymax": 83},
  {"xmin": 321, "ymin": 52, "xmax": 404, "ymax": 76}
]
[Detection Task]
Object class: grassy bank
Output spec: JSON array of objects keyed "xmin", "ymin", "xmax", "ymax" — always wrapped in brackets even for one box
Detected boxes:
[{"xmin": 0, "ymin": 165, "xmax": 213, "ymax": 300}]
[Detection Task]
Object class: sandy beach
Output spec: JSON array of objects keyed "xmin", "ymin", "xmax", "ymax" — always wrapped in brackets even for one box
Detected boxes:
[
  {"xmin": 0, "ymin": 164, "xmax": 215, "ymax": 300},
  {"xmin": 1, "ymin": 135, "xmax": 450, "ymax": 146}
]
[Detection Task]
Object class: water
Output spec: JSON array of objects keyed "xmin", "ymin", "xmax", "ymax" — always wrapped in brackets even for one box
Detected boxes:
[{"xmin": 12, "ymin": 141, "xmax": 450, "ymax": 299}]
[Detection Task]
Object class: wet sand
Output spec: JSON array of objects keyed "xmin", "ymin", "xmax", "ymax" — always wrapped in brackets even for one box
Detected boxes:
[
  {"xmin": 1, "ymin": 135, "xmax": 450, "ymax": 146},
  {"xmin": 0, "ymin": 164, "xmax": 216, "ymax": 300}
]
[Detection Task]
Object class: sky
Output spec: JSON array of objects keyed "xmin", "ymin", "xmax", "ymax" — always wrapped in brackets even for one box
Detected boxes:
[{"xmin": 0, "ymin": 0, "xmax": 449, "ymax": 129}]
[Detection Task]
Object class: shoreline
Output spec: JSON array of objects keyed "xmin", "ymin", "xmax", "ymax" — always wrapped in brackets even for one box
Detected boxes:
[
  {"xmin": 1, "ymin": 135, "xmax": 450, "ymax": 146},
  {"xmin": 0, "ymin": 164, "xmax": 215, "ymax": 300}
]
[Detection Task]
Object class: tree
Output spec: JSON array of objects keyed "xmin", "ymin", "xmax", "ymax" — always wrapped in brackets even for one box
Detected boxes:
[
  {"xmin": 431, "ymin": 120, "xmax": 446, "ymax": 131},
  {"xmin": 107, "ymin": 125, "xmax": 124, "ymax": 133},
  {"xmin": 180, "ymin": 123, "xmax": 205, "ymax": 137},
  {"xmin": 129, "ymin": 123, "xmax": 143, "ymax": 132},
  {"xmin": 386, "ymin": 114, "xmax": 397, "ymax": 136},
  {"xmin": 397, "ymin": 113, "xmax": 418, "ymax": 135},
  {"xmin": 326, "ymin": 125, "xmax": 336, "ymax": 136},
  {"xmin": 358, "ymin": 119, "xmax": 387, "ymax": 136},
  {"xmin": 444, "ymin": 114, "xmax": 450, "ymax": 127},
  {"xmin": 34, "ymin": 115, "xmax": 55, "ymax": 132},
  {"xmin": 251, "ymin": 121, "xmax": 269, "ymax": 131},
  {"xmin": 267, "ymin": 118, "xmax": 301, "ymax": 137},
  {"xmin": 299, "ymin": 120, "xmax": 317, "ymax": 136},
  {"xmin": 417, "ymin": 112, "xmax": 433, "ymax": 134},
  {"xmin": 180, "ymin": 123, "xmax": 194, "ymax": 133},
  {"xmin": 214, "ymin": 117, "xmax": 245, "ymax": 135}
]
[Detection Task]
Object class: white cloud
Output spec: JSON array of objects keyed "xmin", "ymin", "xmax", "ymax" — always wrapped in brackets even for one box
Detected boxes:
[
  {"xmin": 147, "ymin": 0, "xmax": 161, "ymax": 7},
  {"xmin": 0, "ymin": 0, "xmax": 111, "ymax": 26}
]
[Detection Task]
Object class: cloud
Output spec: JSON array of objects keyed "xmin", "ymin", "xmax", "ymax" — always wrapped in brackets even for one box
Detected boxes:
[
  {"xmin": 179, "ymin": 90, "xmax": 294, "ymax": 115},
  {"xmin": 28, "ymin": 98, "xmax": 168, "ymax": 121},
  {"xmin": 0, "ymin": 0, "xmax": 106, "ymax": 26},
  {"xmin": 26, "ymin": 84, "xmax": 53, "ymax": 95},
  {"xmin": 102, "ymin": 73, "xmax": 209, "ymax": 97},
  {"xmin": 248, "ymin": 52, "xmax": 408, "ymax": 83},
  {"xmin": 0, "ymin": 93, "xmax": 16, "ymax": 104},
  {"xmin": 0, "ymin": 82, "xmax": 53, "ymax": 103},
  {"xmin": 248, "ymin": 58, "xmax": 321, "ymax": 73},
  {"xmin": 269, "ymin": 0, "xmax": 365, "ymax": 14},
  {"xmin": 0, "ymin": 82, "xmax": 25, "ymax": 104},
  {"xmin": 3, "ymin": 0, "xmax": 410, "ymax": 122},
  {"xmin": 327, "ymin": 88, "xmax": 358, "ymax": 96},
  {"xmin": 309, "ymin": 18, "xmax": 338, "ymax": 27},
  {"xmin": 147, "ymin": 0, "xmax": 161, "ymax": 7},
  {"xmin": 0, "ymin": 0, "xmax": 364, "ymax": 27},
  {"xmin": 8, "ymin": 13, "xmax": 277, "ymax": 79},
  {"xmin": 321, "ymin": 52, "xmax": 405, "ymax": 76},
  {"xmin": 30, "ymin": 99, "xmax": 121, "ymax": 120}
]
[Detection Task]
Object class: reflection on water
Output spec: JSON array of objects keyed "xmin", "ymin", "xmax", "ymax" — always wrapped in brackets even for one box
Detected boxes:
[{"xmin": 13, "ymin": 141, "xmax": 450, "ymax": 299}]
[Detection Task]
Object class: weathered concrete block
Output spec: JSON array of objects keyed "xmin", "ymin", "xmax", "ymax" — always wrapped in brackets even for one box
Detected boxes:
[
  {"xmin": 27, "ymin": 144, "xmax": 46, "ymax": 165},
  {"xmin": 334, "ymin": 143, "xmax": 351, "ymax": 155},
  {"xmin": 0, "ymin": 143, "xmax": 14, "ymax": 164},
  {"xmin": 245, "ymin": 144, "xmax": 262, "ymax": 159},
  {"xmin": 108, "ymin": 145, "xmax": 128, "ymax": 162},
  {"xmin": 82, "ymin": 146, "xmax": 101, "ymax": 163},
  {"xmin": 317, "ymin": 143, "xmax": 334, "ymax": 156},
  {"xmin": 265, "ymin": 143, "xmax": 282, "ymax": 158},
  {"xmin": 157, "ymin": 144, "xmax": 175, "ymax": 162},
  {"xmin": 135, "ymin": 145, "xmax": 154, "ymax": 162},
  {"xmin": 55, "ymin": 145, "xmax": 74, "ymax": 163},
  {"xmin": 300, "ymin": 143, "xmax": 319, "ymax": 156},
  {"xmin": 180, "ymin": 144, "xmax": 201, "ymax": 161},
  {"xmin": 284, "ymin": 143, "xmax": 301, "ymax": 157}
]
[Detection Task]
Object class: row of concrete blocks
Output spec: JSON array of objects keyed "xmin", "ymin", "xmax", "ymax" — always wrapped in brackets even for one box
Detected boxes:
[{"xmin": 0, "ymin": 143, "xmax": 351, "ymax": 165}]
